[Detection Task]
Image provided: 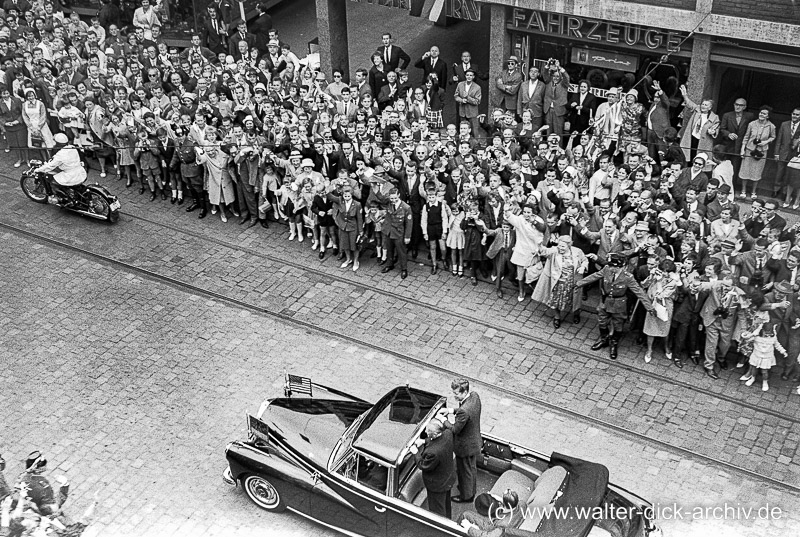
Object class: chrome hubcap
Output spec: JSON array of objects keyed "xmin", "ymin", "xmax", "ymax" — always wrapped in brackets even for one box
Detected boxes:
[{"xmin": 247, "ymin": 477, "xmax": 278, "ymax": 507}]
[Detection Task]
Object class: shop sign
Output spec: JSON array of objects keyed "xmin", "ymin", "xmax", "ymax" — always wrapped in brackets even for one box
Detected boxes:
[
  {"xmin": 510, "ymin": 8, "xmax": 685, "ymax": 53},
  {"xmin": 571, "ymin": 48, "xmax": 639, "ymax": 72},
  {"xmin": 446, "ymin": 0, "xmax": 480, "ymax": 21},
  {"xmin": 350, "ymin": 0, "xmax": 410, "ymax": 9}
]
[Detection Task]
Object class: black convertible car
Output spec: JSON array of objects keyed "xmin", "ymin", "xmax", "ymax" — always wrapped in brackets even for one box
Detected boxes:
[{"xmin": 223, "ymin": 375, "xmax": 662, "ymax": 537}]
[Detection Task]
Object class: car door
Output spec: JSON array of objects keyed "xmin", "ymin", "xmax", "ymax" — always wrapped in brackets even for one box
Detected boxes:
[
  {"xmin": 311, "ymin": 452, "xmax": 387, "ymax": 537},
  {"xmin": 388, "ymin": 455, "xmax": 466, "ymax": 537}
]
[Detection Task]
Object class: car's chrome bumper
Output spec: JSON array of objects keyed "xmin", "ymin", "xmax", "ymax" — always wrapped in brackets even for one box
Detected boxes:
[{"xmin": 222, "ymin": 465, "xmax": 236, "ymax": 487}]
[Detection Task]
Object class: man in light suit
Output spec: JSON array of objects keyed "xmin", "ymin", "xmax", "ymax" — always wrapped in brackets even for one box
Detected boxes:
[
  {"xmin": 494, "ymin": 55, "xmax": 522, "ymax": 114},
  {"xmin": 696, "ymin": 261, "xmax": 741, "ymax": 378},
  {"xmin": 441, "ymin": 378, "xmax": 482, "ymax": 504},
  {"xmin": 517, "ymin": 65, "xmax": 545, "ymax": 130},
  {"xmin": 454, "ymin": 69, "xmax": 482, "ymax": 138},
  {"xmin": 541, "ymin": 60, "xmax": 570, "ymax": 139},
  {"xmin": 678, "ymin": 85, "xmax": 719, "ymax": 166},
  {"xmin": 774, "ymin": 107, "xmax": 800, "ymax": 198},
  {"xmin": 375, "ymin": 32, "xmax": 410, "ymax": 72},
  {"xmin": 718, "ymin": 97, "xmax": 755, "ymax": 182},
  {"xmin": 381, "ymin": 188, "xmax": 413, "ymax": 279}
]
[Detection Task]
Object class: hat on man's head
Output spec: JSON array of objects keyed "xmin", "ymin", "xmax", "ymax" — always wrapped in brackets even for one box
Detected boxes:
[
  {"xmin": 718, "ymin": 184, "xmax": 732, "ymax": 194},
  {"xmin": 54, "ymin": 133, "xmax": 69, "ymax": 144},
  {"xmin": 182, "ymin": 92, "xmax": 196, "ymax": 102},
  {"xmin": 775, "ymin": 281, "xmax": 793, "ymax": 294},
  {"xmin": 607, "ymin": 87, "xmax": 619, "ymax": 96},
  {"xmin": 721, "ymin": 239, "xmax": 736, "ymax": 249},
  {"xmin": 694, "ymin": 152, "xmax": 708, "ymax": 164},
  {"xmin": 254, "ymin": 82, "xmax": 266, "ymax": 93},
  {"xmin": 267, "ymin": 39, "xmax": 280, "ymax": 48},
  {"xmin": 608, "ymin": 253, "xmax": 627, "ymax": 267},
  {"xmin": 243, "ymin": 115, "xmax": 254, "ymax": 124},
  {"xmin": 289, "ymin": 149, "xmax": 302, "ymax": 160},
  {"xmin": 300, "ymin": 158, "xmax": 314, "ymax": 168},
  {"xmin": 635, "ymin": 221, "xmax": 649, "ymax": 231},
  {"xmin": 506, "ymin": 55, "xmax": 519, "ymax": 64},
  {"xmin": 373, "ymin": 165, "xmax": 386, "ymax": 176}
]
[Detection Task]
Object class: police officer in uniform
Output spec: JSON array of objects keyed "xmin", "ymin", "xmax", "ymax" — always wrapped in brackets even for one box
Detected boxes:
[
  {"xmin": 171, "ymin": 126, "xmax": 207, "ymax": 218},
  {"xmin": 576, "ymin": 252, "xmax": 654, "ymax": 359}
]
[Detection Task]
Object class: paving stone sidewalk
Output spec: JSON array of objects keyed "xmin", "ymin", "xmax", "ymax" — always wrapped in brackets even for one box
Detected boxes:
[
  {"xmin": 2, "ymin": 174, "xmax": 800, "ymax": 492},
  {"xmin": 1, "ymin": 232, "xmax": 798, "ymax": 537}
]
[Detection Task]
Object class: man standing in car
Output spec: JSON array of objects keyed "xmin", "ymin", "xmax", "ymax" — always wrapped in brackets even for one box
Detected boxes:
[
  {"xmin": 411, "ymin": 420, "xmax": 455, "ymax": 518},
  {"xmin": 442, "ymin": 378, "xmax": 481, "ymax": 504}
]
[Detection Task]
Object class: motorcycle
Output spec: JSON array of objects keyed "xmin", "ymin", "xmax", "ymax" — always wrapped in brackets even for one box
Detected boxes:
[{"xmin": 20, "ymin": 160, "xmax": 121, "ymax": 223}]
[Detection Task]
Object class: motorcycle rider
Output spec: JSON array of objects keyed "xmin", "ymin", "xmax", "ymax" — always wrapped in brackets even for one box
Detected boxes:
[
  {"xmin": 19, "ymin": 452, "xmax": 68, "ymax": 516},
  {"xmin": 34, "ymin": 133, "xmax": 87, "ymax": 205}
]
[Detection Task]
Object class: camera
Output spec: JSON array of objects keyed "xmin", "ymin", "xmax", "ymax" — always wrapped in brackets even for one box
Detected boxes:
[{"xmin": 713, "ymin": 306, "xmax": 729, "ymax": 319}]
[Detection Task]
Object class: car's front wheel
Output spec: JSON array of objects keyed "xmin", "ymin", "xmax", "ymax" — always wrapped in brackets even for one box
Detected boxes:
[{"xmin": 243, "ymin": 474, "xmax": 286, "ymax": 512}]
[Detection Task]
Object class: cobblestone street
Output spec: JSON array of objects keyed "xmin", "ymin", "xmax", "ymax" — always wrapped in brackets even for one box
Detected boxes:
[{"xmin": 2, "ymin": 163, "xmax": 800, "ymax": 536}]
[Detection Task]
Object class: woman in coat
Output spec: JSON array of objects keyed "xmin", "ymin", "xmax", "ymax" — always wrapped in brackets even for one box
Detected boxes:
[
  {"xmin": 20, "ymin": 88, "xmax": 55, "ymax": 159},
  {"xmin": 642, "ymin": 259, "xmax": 680, "ymax": 363},
  {"xmin": 0, "ymin": 87, "xmax": 29, "ymax": 167},
  {"xmin": 739, "ymin": 105, "xmax": 777, "ymax": 199},
  {"xmin": 532, "ymin": 235, "xmax": 588, "ymax": 328},
  {"xmin": 195, "ymin": 128, "xmax": 236, "ymax": 222},
  {"xmin": 132, "ymin": 0, "xmax": 161, "ymax": 41}
]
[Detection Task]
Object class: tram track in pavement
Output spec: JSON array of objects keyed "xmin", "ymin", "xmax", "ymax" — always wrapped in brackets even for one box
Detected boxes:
[
  {"xmin": 3, "ymin": 216, "xmax": 800, "ymax": 497},
  {"xmin": 3, "ymin": 169, "xmax": 794, "ymax": 428},
  {"xmin": 3, "ymin": 171, "xmax": 800, "ymax": 416}
]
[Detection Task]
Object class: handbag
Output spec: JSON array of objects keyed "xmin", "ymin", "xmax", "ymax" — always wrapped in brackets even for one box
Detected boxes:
[
  {"xmin": 30, "ymin": 130, "xmax": 44, "ymax": 148},
  {"xmin": 788, "ymin": 155, "xmax": 800, "ymax": 170}
]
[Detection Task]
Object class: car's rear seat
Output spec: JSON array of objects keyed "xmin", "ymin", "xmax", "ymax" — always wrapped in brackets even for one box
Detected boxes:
[{"xmin": 489, "ymin": 465, "xmax": 568, "ymax": 533}]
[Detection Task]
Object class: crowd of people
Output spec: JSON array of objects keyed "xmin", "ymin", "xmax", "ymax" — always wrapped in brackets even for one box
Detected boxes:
[
  {"xmin": 1, "ymin": 0, "xmax": 799, "ymax": 392},
  {"xmin": 0, "ymin": 451, "xmax": 97, "ymax": 537}
]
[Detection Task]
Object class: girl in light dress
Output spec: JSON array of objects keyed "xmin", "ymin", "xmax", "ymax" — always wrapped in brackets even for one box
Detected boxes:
[
  {"xmin": 741, "ymin": 323, "xmax": 787, "ymax": 392},
  {"xmin": 447, "ymin": 202, "xmax": 466, "ymax": 277}
]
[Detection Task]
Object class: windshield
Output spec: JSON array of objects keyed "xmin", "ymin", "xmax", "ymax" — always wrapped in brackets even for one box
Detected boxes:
[{"xmin": 330, "ymin": 408, "xmax": 369, "ymax": 470}]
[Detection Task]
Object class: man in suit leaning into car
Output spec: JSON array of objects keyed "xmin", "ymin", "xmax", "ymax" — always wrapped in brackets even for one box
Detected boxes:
[
  {"xmin": 442, "ymin": 378, "xmax": 482, "ymax": 504},
  {"xmin": 411, "ymin": 419, "xmax": 456, "ymax": 519}
]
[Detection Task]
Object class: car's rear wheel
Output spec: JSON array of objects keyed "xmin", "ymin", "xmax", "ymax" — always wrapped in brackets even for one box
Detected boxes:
[{"xmin": 243, "ymin": 474, "xmax": 286, "ymax": 512}]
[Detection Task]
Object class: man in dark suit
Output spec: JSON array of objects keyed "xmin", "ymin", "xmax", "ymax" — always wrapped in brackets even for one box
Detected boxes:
[
  {"xmin": 718, "ymin": 98, "xmax": 755, "ymax": 182},
  {"xmin": 414, "ymin": 45, "xmax": 447, "ymax": 87},
  {"xmin": 451, "ymin": 51, "xmax": 486, "ymax": 84},
  {"xmin": 334, "ymin": 140, "xmax": 362, "ymax": 179},
  {"xmin": 381, "ymin": 188, "xmax": 413, "ymax": 279},
  {"xmin": 228, "ymin": 22, "xmax": 257, "ymax": 56},
  {"xmin": 541, "ymin": 60, "xmax": 570, "ymax": 138},
  {"xmin": 411, "ymin": 419, "xmax": 455, "ymax": 519},
  {"xmin": 376, "ymin": 32, "xmax": 410, "ymax": 72},
  {"xmin": 644, "ymin": 81, "xmax": 672, "ymax": 161},
  {"xmin": 767, "ymin": 251, "xmax": 800, "ymax": 291},
  {"xmin": 200, "ymin": 8, "xmax": 227, "ymax": 55},
  {"xmin": 774, "ymin": 107, "xmax": 800, "ymax": 197},
  {"xmin": 441, "ymin": 378, "xmax": 481, "ymax": 504},
  {"xmin": 517, "ymin": 66, "xmax": 545, "ymax": 130},
  {"xmin": 249, "ymin": 3, "xmax": 273, "ymax": 52},
  {"xmin": 568, "ymin": 79, "xmax": 597, "ymax": 134}
]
